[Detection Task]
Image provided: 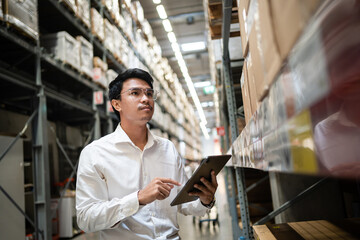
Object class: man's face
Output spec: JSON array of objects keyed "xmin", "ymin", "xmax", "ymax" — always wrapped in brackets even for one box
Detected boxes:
[{"xmin": 112, "ymin": 78, "xmax": 155, "ymax": 125}]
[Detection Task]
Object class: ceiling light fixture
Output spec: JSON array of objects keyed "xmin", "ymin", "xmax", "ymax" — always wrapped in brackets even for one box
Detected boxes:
[
  {"xmin": 154, "ymin": 4, "xmax": 209, "ymax": 139},
  {"xmin": 200, "ymin": 122, "xmax": 210, "ymax": 139},
  {"xmin": 194, "ymin": 81, "xmax": 211, "ymax": 88},
  {"xmin": 156, "ymin": 5, "xmax": 167, "ymax": 19},
  {"xmin": 167, "ymin": 32, "xmax": 177, "ymax": 43},
  {"xmin": 162, "ymin": 19, "xmax": 173, "ymax": 32},
  {"xmin": 181, "ymin": 41, "xmax": 206, "ymax": 52}
]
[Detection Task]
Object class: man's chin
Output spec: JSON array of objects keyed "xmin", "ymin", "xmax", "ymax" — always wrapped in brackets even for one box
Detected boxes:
[{"xmin": 140, "ymin": 117, "xmax": 152, "ymax": 122}]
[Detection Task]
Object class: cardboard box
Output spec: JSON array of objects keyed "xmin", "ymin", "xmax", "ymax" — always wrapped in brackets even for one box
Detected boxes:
[
  {"xmin": 257, "ymin": 0, "xmax": 282, "ymax": 87},
  {"xmin": 237, "ymin": 0, "xmax": 250, "ymax": 57},
  {"xmin": 241, "ymin": 63, "xmax": 252, "ymax": 124},
  {"xmin": 3, "ymin": 0, "xmax": 38, "ymax": 40},
  {"xmin": 248, "ymin": 22, "xmax": 267, "ymax": 101},
  {"xmin": 91, "ymin": 8, "xmax": 104, "ymax": 42},
  {"xmin": 270, "ymin": 0, "xmax": 321, "ymax": 61},
  {"xmin": 76, "ymin": 36, "xmax": 93, "ymax": 78},
  {"xmin": 42, "ymin": 31, "xmax": 80, "ymax": 71},
  {"xmin": 246, "ymin": 53, "xmax": 260, "ymax": 115},
  {"xmin": 104, "ymin": 18, "xmax": 114, "ymax": 53},
  {"xmin": 253, "ymin": 219, "xmax": 360, "ymax": 240},
  {"xmin": 76, "ymin": 0, "xmax": 90, "ymax": 29}
]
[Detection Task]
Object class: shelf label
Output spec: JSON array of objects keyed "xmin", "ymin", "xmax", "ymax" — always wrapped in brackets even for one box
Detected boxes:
[
  {"xmin": 94, "ymin": 91, "xmax": 104, "ymax": 105},
  {"xmin": 216, "ymin": 126, "xmax": 225, "ymax": 136}
]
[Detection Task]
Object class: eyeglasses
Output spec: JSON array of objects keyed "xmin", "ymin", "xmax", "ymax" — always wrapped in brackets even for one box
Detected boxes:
[{"xmin": 118, "ymin": 88, "xmax": 159, "ymax": 100}]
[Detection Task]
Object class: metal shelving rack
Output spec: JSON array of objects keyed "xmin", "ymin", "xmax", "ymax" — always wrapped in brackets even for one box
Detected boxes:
[
  {"xmin": 218, "ymin": 1, "xmax": 360, "ymax": 240},
  {"xmin": 0, "ymin": 0, "xmax": 202, "ymax": 238}
]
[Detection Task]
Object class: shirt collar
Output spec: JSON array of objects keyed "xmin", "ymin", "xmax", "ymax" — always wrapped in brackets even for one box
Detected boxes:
[{"xmin": 113, "ymin": 123, "xmax": 157, "ymax": 148}]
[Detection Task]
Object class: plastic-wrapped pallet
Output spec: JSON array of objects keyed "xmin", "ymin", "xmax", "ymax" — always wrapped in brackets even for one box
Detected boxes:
[
  {"xmin": 121, "ymin": 41, "xmax": 129, "ymax": 67},
  {"xmin": 92, "ymin": 57, "xmax": 108, "ymax": 88},
  {"xmin": 104, "ymin": 18, "xmax": 114, "ymax": 54},
  {"xmin": 3, "ymin": 0, "xmax": 38, "ymax": 40},
  {"xmin": 76, "ymin": 36, "xmax": 93, "ymax": 79},
  {"xmin": 102, "ymin": 0, "xmax": 120, "ymax": 23},
  {"xmin": 76, "ymin": 0, "xmax": 90, "ymax": 29},
  {"xmin": 112, "ymin": 26, "xmax": 121, "ymax": 59},
  {"xmin": 61, "ymin": 0, "xmax": 76, "ymax": 13},
  {"xmin": 106, "ymin": 69, "xmax": 118, "ymax": 87},
  {"xmin": 91, "ymin": 8, "xmax": 104, "ymax": 42},
  {"xmin": 132, "ymin": 1, "xmax": 144, "ymax": 22},
  {"xmin": 42, "ymin": 31, "xmax": 80, "ymax": 71}
]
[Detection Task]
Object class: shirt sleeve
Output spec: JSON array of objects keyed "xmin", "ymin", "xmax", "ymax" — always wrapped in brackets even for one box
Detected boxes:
[
  {"xmin": 76, "ymin": 145, "xmax": 140, "ymax": 232},
  {"xmin": 174, "ymin": 149, "xmax": 209, "ymax": 216}
]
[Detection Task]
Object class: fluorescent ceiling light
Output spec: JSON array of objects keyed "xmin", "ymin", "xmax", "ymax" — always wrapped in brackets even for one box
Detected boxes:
[
  {"xmin": 153, "ymin": 0, "xmax": 161, "ymax": 4},
  {"xmin": 201, "ymin": 102, "xmax": 209, "ymax": 107},
  {"xmin": 156, "ymin": 5, "xmax": 167, "ymax": 19},
  {"xmin": 200, "ymin": 122, "xmax": 210, "ymax": 139},
  {"xmin": 167, "ymin": 32, "xmax": 177, "ymax": 43},
  {"xmin": 162, "ymin": 19, "xmax": 173, "ymax": 32},
  {"xmin": 181, "ymin": 41, "xmax": 206, "ymax": 52},
  {"xmin": 171, "ymin": 43, "xmax": 181, "ymax": 53},
  {"xmin": 194, "ymin": 81, "xmax": 211, "ymax": 88}
]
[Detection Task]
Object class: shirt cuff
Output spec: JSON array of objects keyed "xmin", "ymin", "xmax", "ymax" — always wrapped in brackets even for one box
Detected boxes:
[{"xmin": 110, "ymin": 191, "xmax": 140, "ymax": 229}]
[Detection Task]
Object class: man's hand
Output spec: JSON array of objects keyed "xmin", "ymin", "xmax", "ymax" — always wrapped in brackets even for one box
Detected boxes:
[
  {"xmin": 189, "ymin": 170, "xmax": 218, "ymax": 205},
  {"xmin": 138, "ymin": 177, "xmax": 181, "ymax": 205}
]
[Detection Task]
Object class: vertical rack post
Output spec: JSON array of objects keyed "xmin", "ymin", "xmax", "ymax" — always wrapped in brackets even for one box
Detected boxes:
[
  {"xmin": 222, "ymin": 0, "xmax": 252, "ymax": 238},
  {"xmin": 32, "ymin": 40, "xmax": 52, "ymax": 240}
]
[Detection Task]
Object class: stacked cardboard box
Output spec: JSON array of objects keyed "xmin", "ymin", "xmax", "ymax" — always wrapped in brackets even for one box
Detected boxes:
[
  {"xmin": 76, "ymin": 36, "xmax": 93, "ymax": 79},
  {"xmin": 92, "ymin": 57, "xmax": 108, "ymax": 88},
  {"xmin": 104, "ymin": 18, "xmax": 115, "ymax": 53},
  {"xmin": 91, "ymin": 8, "xmax": 104, "ymax": 42},
  {"xmin": 102, "ymin": 0, "xmax": 120, "ymax": 23},
  {"xmin": 76, "ymin": 0, "xmax": 90, "ymax": 29},
  {"xmin": 106, "ymin": 69, "xmax": 118, "ymax": 87},
  {"xmin": 239, "ymin": 0, "xmax": 322, "ymax": 122},
  {"xmin": 3, "ymin": 0, "xmax": 38, "ymax": 40},
  {"xmin": 42, "ymin": 31, "xmax": 80, "ymax": 71}
]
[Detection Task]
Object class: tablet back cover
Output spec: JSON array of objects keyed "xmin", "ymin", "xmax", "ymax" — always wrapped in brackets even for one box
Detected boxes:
[{"xmin": 170, "ymin": 154, "xmax": 231, "ymax": 206}]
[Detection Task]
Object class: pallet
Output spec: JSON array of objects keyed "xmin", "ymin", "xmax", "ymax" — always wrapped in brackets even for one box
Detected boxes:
[{"xmin": 4, "ymin": 16, "xmax": 39, "ymax": 41}]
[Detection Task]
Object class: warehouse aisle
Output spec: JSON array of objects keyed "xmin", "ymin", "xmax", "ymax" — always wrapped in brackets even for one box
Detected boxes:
[{"xmin": 73, "ymin": 171, "xmax": 233, "ymax": 240}]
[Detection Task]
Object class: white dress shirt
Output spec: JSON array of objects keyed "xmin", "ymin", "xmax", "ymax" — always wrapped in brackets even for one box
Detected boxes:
[{"xmin": 76, "ymin": 124, "xmax": 208, "ymax": 240}]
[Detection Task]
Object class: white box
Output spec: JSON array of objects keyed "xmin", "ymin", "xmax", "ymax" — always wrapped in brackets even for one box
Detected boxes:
[
  {"xmin": 76, "ymin": 36, "xmax": 93, "ymax": 78},
  {"xmin": 42, "ymin": 31, "xmax": 80, "ymax": 71}
]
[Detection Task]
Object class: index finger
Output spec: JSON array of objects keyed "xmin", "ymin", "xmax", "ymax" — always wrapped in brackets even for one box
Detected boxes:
[
  {"xmin": 159, "ymin": 178, "xmax": 181, "ymax": 186},
  {"xmin": 211, "ymin": 170, "xmax": 217, "ymax": 185}
]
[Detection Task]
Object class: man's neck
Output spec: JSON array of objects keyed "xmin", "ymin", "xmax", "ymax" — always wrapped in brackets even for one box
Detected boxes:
[{"xmin": 120, "ymin": 121, "xmax": 148, "ymax": 150}]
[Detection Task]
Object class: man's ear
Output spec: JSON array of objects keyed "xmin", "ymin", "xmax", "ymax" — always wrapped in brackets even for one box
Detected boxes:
[{"xmin": 111, "ymin": 99, "xmax": 121, "ymax": 112}]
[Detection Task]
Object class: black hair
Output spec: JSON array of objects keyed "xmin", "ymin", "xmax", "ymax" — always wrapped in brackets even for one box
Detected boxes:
[{"xmin": 108, "ymin": 68, "xmax": 154, "ymax": 120}]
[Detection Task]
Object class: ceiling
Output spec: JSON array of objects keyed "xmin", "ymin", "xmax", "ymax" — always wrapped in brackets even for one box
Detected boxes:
[{"xmin": 138, "ymin": 0, "xmax": 217, "ymax": 131}]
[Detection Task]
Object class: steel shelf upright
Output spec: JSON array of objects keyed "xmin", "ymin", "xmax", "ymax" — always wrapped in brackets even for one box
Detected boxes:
[
  {"xmin": 221, "ymin": 0, "xmax": 252, "ymax": 239},
  {"xmin": 31, "ymin": 38, "xmax": 52, "ymax": 240}
]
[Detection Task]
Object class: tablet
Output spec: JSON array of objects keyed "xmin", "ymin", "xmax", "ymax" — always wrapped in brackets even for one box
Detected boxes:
[{"xmin": 170, "ymin": 154, "xmax": 232, "ymax": 206}]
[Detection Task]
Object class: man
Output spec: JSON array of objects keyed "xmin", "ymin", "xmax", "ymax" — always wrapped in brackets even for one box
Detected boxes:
[{"xmin": 76, "ymin": 68, "xmax": 217, "ymax": 239}]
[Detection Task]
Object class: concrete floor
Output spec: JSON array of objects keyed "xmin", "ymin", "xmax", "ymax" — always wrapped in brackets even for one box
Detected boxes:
[{"xmin": 73, "ymin": 171, "xmax": 233, "ymax": 240}]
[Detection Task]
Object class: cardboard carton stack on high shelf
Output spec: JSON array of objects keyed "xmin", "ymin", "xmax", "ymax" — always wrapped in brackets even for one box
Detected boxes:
[
  {"xmin": 238, "ymin": 0, "xmax": 322, "ymax": 124},
  {"xmin": 2, "ymin": 0, "xmax": 39, "ymax": 40}
]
